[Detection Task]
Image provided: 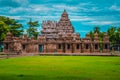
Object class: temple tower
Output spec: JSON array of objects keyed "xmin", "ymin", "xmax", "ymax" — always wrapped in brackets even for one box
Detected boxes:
[
  {"xmin": 57, "ymin": 10, "xmax": 74, "ymax": 34},
  {"xmin": 41, "ymin": 20, "xmax": 57, "ymax": 40}
]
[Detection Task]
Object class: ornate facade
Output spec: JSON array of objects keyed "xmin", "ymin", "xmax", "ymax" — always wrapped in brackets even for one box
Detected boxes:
[{"xmin": 3, "ymin": 10, "xmax": 110, "ymax": 54}]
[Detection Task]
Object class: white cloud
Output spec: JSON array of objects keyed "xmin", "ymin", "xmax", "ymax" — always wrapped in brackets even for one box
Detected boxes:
[
  {"xmin": 12, "ymin": 0, "xmax": 29, "ymax": 6},
  {"xmin": 70, "ymin": 16, "xmax": 94, "ymax": 21},
  {"xmin": 9, "ymin": 7, "xmax": 30, "ymax": 14},
  {"xmin": 109, "ymin": 5, "xmax": 120, "ymax": 11},
  {"xmin": 52, "ymin": 4, "xmax": 78, "ymax": 11},
  {"xmin": 84, "ymin": 21, "xmax": 120, "ymax": 25}
]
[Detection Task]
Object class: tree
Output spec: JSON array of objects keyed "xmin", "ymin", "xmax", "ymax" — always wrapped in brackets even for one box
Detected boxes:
[
  {"xmin": 89, "ymin": 31, "xmax": 94, "ymax": 41},
  {"xmin": 0, "ymin": 16, "xmax": 23, "ymax": 37},
  {"xmin": 27, "ymin": 19, "xmax": 39, "ymax": 39},
  {"xmin": 94, "ymin": 26, "xmax": 100, "ymax": 33},
  {"xmin": 115, "ymin": 28, "xmax": 120, "ymax": 44},
  {"xmin": 0, "ymin": 21, "xmax": 9, "ymax": 41},
  {"xmin": 89, "ymin": 26, "xmax": 103, "ymax": 41},
  {"xmin": 107, "ymin": 27, "xmax": 116, "ymax": 45},
  {"xmin": 89, "ymin": 26, "xmax": 104, "ymax": 51}
]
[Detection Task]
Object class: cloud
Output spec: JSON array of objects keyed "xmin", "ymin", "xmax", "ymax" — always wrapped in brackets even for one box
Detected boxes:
[
  {"xmin": 84, "ymin": 21, "xmax": 120, "ymax": 25},
  {"xmin": 109, "ymin": 5, "xmax": 120, "ymax": 11},
  {"xmin": 52, "ymin": 4, "xmax": 78, "ymax": 11},
  {"xmin": 0, "ymin": 0, "xmax": 120, "ymax": 29},
  {"xmin": 0, "ymin": 0, "xmax": 29, "ymax": 7},
  {"xmin": 70, "ymin": 16, "xmax": 94, "ymax": 21}
]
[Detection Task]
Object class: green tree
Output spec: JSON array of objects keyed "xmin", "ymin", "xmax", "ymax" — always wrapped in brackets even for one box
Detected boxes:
[
  {"xmin": 89, "ymin": 31, "xmax": 94, "ymax": 41},
  {"xmin": 116, "ymin": 28, "xmax": 120, "ymax": 44},
  {"xmin": 107, "ymin": 27, "xmax": 116, "ymax": 45},
  {"xmin": 89, "ymin": 26, "xmax": 103, "ymax": 41},
  {"xmin": 0, "ymin": 21, "xmax": 9, "ymax": 41},
  {"xmin": 27, "ymin": 19, "xmax": 39, "ymax": 39},
  {"xmin": 89, "ymin": 26, "xmax": 104, "ymax": 51},
  {"xmin": 94, "ymin": 26, "xmax": 100, "ymax": 33},
  {"xmin": 0, "ymin": 16, "xmax": 23, "ymax": 37}
]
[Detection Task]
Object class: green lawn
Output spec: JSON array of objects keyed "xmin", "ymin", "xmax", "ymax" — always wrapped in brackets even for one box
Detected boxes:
[{"xmin": 0, "ymin": 56, "xmax": 120, "ymax": 80}]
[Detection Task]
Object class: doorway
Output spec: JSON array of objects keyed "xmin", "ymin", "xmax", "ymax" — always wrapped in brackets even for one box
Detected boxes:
[{"xmin": 39, "ymin": 45, "xmax": 44, "ymax": 52}]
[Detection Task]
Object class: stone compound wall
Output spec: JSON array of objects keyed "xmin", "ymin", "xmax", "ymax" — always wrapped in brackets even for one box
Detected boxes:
[{"xmin": 3, "ymin": 32, "xmax": 110, "ymax": 54}]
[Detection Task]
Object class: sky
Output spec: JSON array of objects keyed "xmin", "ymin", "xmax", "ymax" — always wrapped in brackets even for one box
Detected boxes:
[{"xmin": 0, "ymin": 0, "xmax": 120, "ymax": 37}]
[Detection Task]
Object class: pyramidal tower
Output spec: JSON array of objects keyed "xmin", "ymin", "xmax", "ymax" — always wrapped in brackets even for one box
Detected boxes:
[{"xmin": 57, "ymin": 9, "xmax": 74, "ymax": 34}]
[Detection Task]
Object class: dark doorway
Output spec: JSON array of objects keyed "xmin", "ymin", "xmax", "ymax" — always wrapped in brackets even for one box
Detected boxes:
[
  {"xmin": 63, "ymin": 43, "xmax": 65, "ymax": 53},
  {"xmin": 86, "ymin": 44, "xmax": 89, "ymax": 49},
  {"xmin": 67, "ymin": 44, "xmax": 70, "ymax": 49},
  {"xmin": 39, "ymin": 45, "xmax": 44, "ymax": 52},
  {"xmin": 105, "ymin": 44, "xmax": 108, "ymax": 49},
  {"xmin": 58, "ymin": 44, "xmax": 61, "ymax": 49},
  {"xmin": 6, "ymin": 43, "xmax": 8, "ymax": 49},
  {"xmin": 95, "ymin": 44, "xmax": 98, "ymax": 49},
  {"xmin": 22, "ymin": 45, "xmax": 25, "ymax": 50},
  {"xmin": 76, "ymin": 44, "xmax": 80, "ymax": 49}
]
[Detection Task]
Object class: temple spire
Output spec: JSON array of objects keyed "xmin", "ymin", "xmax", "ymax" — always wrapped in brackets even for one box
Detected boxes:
[{"xmin": 62, "ymin": 9, "xmax": 67, "ymax": 15}]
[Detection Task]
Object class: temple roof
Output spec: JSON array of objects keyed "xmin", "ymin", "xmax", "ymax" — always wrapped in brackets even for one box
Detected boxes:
[
  {"xmin": 6, "ymin": 32, "xmax": 12, "ymax": 36},
  {"xmin": 62, "ymin": 9, "xmax": 68, "ymax": 15},
  {"xmin": 94, "ymin": 32, "xmax": 98, "ymax": 35}
]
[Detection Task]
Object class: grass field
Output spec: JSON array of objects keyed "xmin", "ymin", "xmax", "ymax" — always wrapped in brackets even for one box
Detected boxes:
[{"xmin": 0, "ymin": 56, "xmax": 120, "ymax": 80}]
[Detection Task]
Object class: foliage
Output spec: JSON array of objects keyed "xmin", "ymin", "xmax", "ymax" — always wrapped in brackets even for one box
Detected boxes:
[
  {"xmin": 116, "ymin": 28, "xmax": 120, "ymax": 44},
  {"xmin": 27, "ymin": 19, "xmax": 39, "ymax": 39},
  {"xmin": 89, "ymin": 26, "xmax": 104, "ymax": 42},
  {"xmin": 0, "ymin": 21, "xmax": 9, "ymax": 41},
  {"xmin": 0, "ymin": 16, "xmax": 23, "ymax": 42},
  {"xmin": 89, "ymin": 31, "xmax": 94, "ymax": 41},
  {"xmin": 107, "ymin": 27, "xmax": 120, "ymax": 45},
  {"xmin": 89, "ymin": 26, "xmax": 120, "ymax": 47},
  {"xmin": 94, "ymin": 26, "xmax": 100, "ymax": 33},
  {"xmin": 89, "ymin": 26, "xmax": 105, "ymax": 51}
]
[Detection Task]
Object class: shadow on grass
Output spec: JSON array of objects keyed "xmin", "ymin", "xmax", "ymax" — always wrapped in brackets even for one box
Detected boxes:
[{"xmin": 0, "ymin": 74, "xmax": 92, "ymax": 80}]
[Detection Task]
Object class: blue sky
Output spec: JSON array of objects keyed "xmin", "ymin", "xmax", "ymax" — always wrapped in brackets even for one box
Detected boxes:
[{"xmin": 0, "ymin": 0, "xmax": 120, "ymax": 37}]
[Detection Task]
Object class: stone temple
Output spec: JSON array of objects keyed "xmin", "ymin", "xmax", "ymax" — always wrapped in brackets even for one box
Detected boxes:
[{"xmin": 3, "ymin": 10, "xmax": 110, "ymax": 54}]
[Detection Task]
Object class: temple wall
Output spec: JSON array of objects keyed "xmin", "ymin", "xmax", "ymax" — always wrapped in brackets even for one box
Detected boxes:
[
  {"xmin": 93, "ymin": 44, "xmax": 100, "ymax": 53},
  {"xmin": 3, "ymin": 43, "xmax": 14, "ymax": 53},
  {"xmin": 25, "ymin": 44, "xmax": 38, "ymax": 53},
  {"xmin": 64, "ymin": 44, "xmax": 72, "ymax": 53},
  {"xmin": 72, "ymin": 43, "xmax": 81, "ymax": 53},
  {"xmin": 44, "ymin": 43, "xmax": 57, "ymax": 53},
  {"xmin": 3, "ymin": 41, "xmax": 110, "ymax": 54},
  {"xmin": 82, "ymin": 43, "xmax": 91, "ymax": 53},
  {"xmin": 57, "ymin": 44, "xmax": 64, "ymax": 53},
  {"xmin": 102, "ymin": 43, "xmax": 110, "ymax": 53}
]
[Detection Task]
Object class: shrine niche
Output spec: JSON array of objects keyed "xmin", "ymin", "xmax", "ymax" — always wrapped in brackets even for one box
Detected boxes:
[
  {"xmin": 93, "ymin": 32, "xmax": 100, "ymax": 53},
  {"xmin": 102, "ymin": 33, "xmax": 110, "ymax": 53},
  {"xmin": 81, "ymin": 34, "xmax": 92, "ymax": 53}
]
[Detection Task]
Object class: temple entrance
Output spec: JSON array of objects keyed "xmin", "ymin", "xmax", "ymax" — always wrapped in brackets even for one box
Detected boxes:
[{"xmin": 39, "ymin": 45, "xmax": 44, "ymax": 52}]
